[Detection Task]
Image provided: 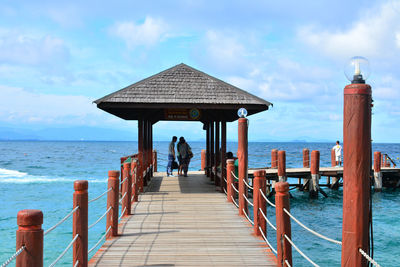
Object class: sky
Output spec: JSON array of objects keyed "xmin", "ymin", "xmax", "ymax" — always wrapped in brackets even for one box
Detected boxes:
[{"xmin": 0, "ymin": 0, "xmax": 399, "ymax": 142}]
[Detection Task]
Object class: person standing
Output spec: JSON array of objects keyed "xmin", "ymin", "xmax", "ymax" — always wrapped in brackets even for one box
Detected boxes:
[
  {"xmin": 177, "ymin": 137, "xmax": 192, "ymax": 177},
  {"xmin": 167, "ymin": 136, "xmax": 177, "ymax": 176},
  {"xmin": 332, "ymin": 141, "xmax": 342, "ymax": 166},
  {"xmin": 177, "ymin": 137, "xmax": 185, "ymax": 176}
]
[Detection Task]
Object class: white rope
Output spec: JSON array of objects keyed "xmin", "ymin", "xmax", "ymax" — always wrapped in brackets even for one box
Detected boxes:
[
  {"xmin": 258, "ymin": 226, "xmax": 277, "ymax": 255},
  {"xmin": 119, "ymin": 207, "xmax": 127, "ymax": 221},
  {"xmin": 131, "ymin": 194, "xmax": 135, "ymax": 203},
  {"xmin": 120, "ymin": 176, "xmax": 128, "ymax": 185},
  {"xmin": 242, "ymin": 208, "xmax": 254, "ymax": 225},
  {"xmin": 231, "ymin": 171, "xmax": 239, "ymax": 180},
  {"xmin": 243, "ymin": 194, "xmax": 254, "ymax": 207},
  {"xmin": 285, "ymin": 260, "xmax": 292, "ymax": 267},
  {"xmin": 231, "ymin": 195, "xmax": 239, "ymax": 208},
  {"xmin": 243, "ymin": 179, "xmax": 253, "ymax": 190},
  {"xmin": 88, "ymin": 207, "xmax": 111, "ymax": 229},
  {"xmin": 73, "ymin": 260, "xmax": 79, "ymax": 267},
  {"xmin": 119, "ymin": 192, "xmax": 127, "ymax": 204},
  {"xmin": 44, "ymin": 206, "xmax": 79, "ymax": 236},
  {"xmin": 88, "ymin": 226, "xmax": 112, "ymax": 254},
  {"xmin": 231, "ymin": 183, "xmax": 239, "ymax": 193},
  {"xmin": 259, "ymin": 208, "xmax": 277, "ymax": 231},
  {"xmin": 283, "ymin": 208, "xmax": 342, "ymax": 245},
  {"xmin": 359, "ymin": 248, "xmax": 381, "ymax": 267},
  {"xmin": 224, "ymin": 177, "xmax": 227, "ymax": 183},
  {"xmin": 284, "ymin": 234, "xmax": 319, "ymax": 267},
  {"xmin": 223, "ymin": 187, "xmax": 227, "ymax": 195},
  {"xmin": 89, "ymin": 188, "xmax": 112, "ymax": 203},
  {"xmin": 1, "ymin": 246, "xmax": 25, "ymax": 267},
  {"xmin": 49, "ymin": 234, "xmax": 79, "ymax": 267},
  {"xmin": 259, "ymin": 188, "xmax": 276, "ymax": 207}
]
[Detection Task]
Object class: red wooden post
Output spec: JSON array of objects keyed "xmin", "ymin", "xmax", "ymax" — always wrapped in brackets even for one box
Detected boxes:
[
  {"xmin": 131, "ymin": 159, "xmax": 138, "ymax": 203},
  {"xmin": 138, "ymin": 120, "xmax": 144, "ymax": 192},
  {"xmin": 215, "ymin": 121, "xmax": 220, "ymax": 186},
  {"xmin": 210, "ymin": 121, "xmax": 215, "ymax": 181},
  {"xmin": 303, "ymin": 148, "xmax": 310, "ymax": 168},
  {"xmin": 278, "ymin": 151, "xmax": 286, "ymax": 182},
  {"xmin": 201, "ymin": 149, "xmax": 206, "ymax": 171},
  {"xmin": 275, "ymin": 182, "xmax": 292, "ymax": 267},
  {"xmin": 106, "ymin": 170, "xmax": 119, "ymax": 239},
  {"xmin": 373, "ymin": 151, "xmax": 382, "ymax": 192},
  {"xmin": 221, "ymin": 121, "xmax": 227, "ymax": 193},
  {"xmin": 238, "ymin": 117, "xmax": 248, "ymax": 216},
  {"xmin": 16, "ymin": 210, "xmax": 43, "ymax": 267},
  {"xmin": 271, "ymin": 149, "xmax": 278, "ymax": 168},
  {"xmin": 253, "ymin": 170, "xmax": 266, "ymax": 236},
  {"xmin": 226, "ymin": 159, "xmax": 235, "ymax": 202},
  {"xmin": 341, "ymin": 82, "xmax": 371, "ymax": 266},
  {"xmin": 153, "ymin": 150, "xmax": 157, "ymax": 172},
  {"xmin": 331, "ymin": 148, "xmax": 336, "ymax": 167},
  {"xmin": 73, "ymin": 180, "xmax": 88, "ymax": 267},
  {"xmin": 310, "ymin": 150, "xmax": 320, "ymax": 198},
  {"xmin": 123, "ymin": 162, "xmax": 132, "ymax": 216}
]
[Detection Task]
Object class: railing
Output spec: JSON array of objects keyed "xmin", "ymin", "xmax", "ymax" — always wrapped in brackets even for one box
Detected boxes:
[{"xmin": 1, "ymin": 151, "xmax": 157, "ymax": 267}]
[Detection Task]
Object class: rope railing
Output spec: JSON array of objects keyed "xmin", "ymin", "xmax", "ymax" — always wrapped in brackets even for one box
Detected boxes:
[
  {"xmin": 359, "ymin": 248, "xmax": 381, "ymax": 267},
  {"xmin": 88, "ymin": 226, "xmax": 112, "ymax": 254},
  {"xmin": 259, "ymin": 188, "xmax": 276, "ymax": 207},
  {"xmin": 1, "ymin": 246, "xmax": 25, "ymax": 267},
  {"xmin": 223, "ymin": 187, "xmax": 227, "ymax": 195},
  {"xmin": 88, "ymin": 206, "xmax": 111, "ymax": 230},
  {"xmin": 231, "ymin": 171, "xmax": 239, "ymax": 180},
  {"xmin": 285, "ymin": 259, "xmax": 292, "ymax": 267},
  {"xmin": 259, "ymin": 208, "xmax": 277, "ymax": 231},
  {"xmin": 120, "ymin": 176, "xmax": 128, "ymax": 185},
  {"xmin": 258, "ymin": 226, "xmax": 277, "ymax": 255},
  {"xmin": 44, "ymin": 206, "xmax": 79, "ymax": 236},
  {"xmin": 89, "ymin": 187, "xmax": 112, "ymax": 204},
  {"xmin": 119, "ymin": 192, "xmax": 127, "ymax": 204},
  {"xmin": 49, "ymin": 234, "xmax": 79, "ymax": 267},
  {"xmin": 231, "ymin": 183, "xmax": 239, "ymax": 193},
  {"xmin": 243, "ymin": 179, "xmax": 253, "ymax": 190},
  {"xmin": 73, "ymin": 260, "xmax": 79, "ymax": 267},
  {"xmin": 284, "ymin": 234, "xmax": 319, "ymax": 267},
  {"xmin": 283, "ymin": 208, "xmax": 342, "ymax": 245},
  {"xmin": 242, "ymin": 208, "xmax": 254, "ymax": 225},
  {"xmin": 131, "ymin": 194, "xmax": 135, "ymax": 203},
  {"xmin": 243, "ymin": 194, "xmax": 254, "ymax": 207},
  {"xmin": 119, "ymin": 207, "xmax": 127, "ymax": 221},
  {"xmin": 231, "ymin": 195, "xmax": 239, "ymax": 208}
]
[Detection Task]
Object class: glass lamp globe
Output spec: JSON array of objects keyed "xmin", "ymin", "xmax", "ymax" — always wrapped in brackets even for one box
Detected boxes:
[
  {"xmin": 237, "ymin": 108, "xmax": 248, "ymax": 118},
  {"xmin": 344, "ymin": 56, "xmax": 370, "ymax": 84}
]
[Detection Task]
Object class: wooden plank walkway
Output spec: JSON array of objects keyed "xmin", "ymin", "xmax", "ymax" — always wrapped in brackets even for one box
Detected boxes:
[{"xmin": 90, "ymin": 172, "xmax": 276, "ymax": 266}]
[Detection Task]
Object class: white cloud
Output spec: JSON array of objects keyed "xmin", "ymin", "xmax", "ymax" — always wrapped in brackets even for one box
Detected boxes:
[
  {"xmin": 298, "ymin": 1, "xmax": 400, "ymax": 60},
  {"xmin": 0, "ymin": 29, "xmax": 69, "ymax": 66},
  {"xmin": 111, "ymin": 17, "xmax": 168, "ymax": 48}
]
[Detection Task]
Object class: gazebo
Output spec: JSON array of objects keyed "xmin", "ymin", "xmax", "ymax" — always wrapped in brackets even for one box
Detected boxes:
[{"xmin": 94, "ymin": 63, "xmax": 272, "ymax": 184}]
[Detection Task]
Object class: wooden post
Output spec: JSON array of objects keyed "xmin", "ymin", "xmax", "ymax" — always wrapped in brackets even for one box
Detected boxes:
[
  {"xmin": 210, "ymin": 122, "xmax": 215, "ymax": 181},
  {"xmin": 201, "ymin": 149, "xmax": 206, "ymax": 171},
  {"xmin": 143, "ymin": 121, "xmax": 148, "ymax": 187},
  {"xmin": 341, "ymin": 82, "xmax": 371, "ymax": 266},
  {"xmin": 310, "ymin": 150, "xmax": 320, "ymax": 198},
  {"xmin": 131, "ymin": 159, "xmax": 138, "ymax": 203},
  {"xmin": 278, "ymin": 151, "xmax": 286, "ymax": 182},
  {"xmin": 303, "ymin": 148, "xmax": 310, "ymax": 168},
  {"xmin": 73, "ymin": 180, "xmax": 88, "ymax": 267},
  {"xmin": 150, "ymin": 123, "xmax": 153, "ymax": 177},
  {"xmin": 16, "ymin": 209, "xmax": 43, "ymax": 267},
  {"xmin": 206, "ymin": 124, "xmax": 210, "ymax": 177},
  {"xmin": 138, "ymin": 120, "xmax": 144, "ymax": 192},
  {"xmin": 215, "ymin": 121, "xmax": 220, "ymax": 186},
  {"xmin": 253, "ymin": 170, "xmax": 266, "ymax": 236},
  {"xmin": 374, "ymin": 151, "xmax": 382, "ymax": 192},
  {"xmin": 153, "ymin": 150, "xmax": 157, "ymax": 172},
  {"xmin": 275, "ymin": 182, "xmax": 292, "ymax": 267},
  {"xmin": 271, "ymin": 149, "xmax": 278, "ymax": 168},
  {"xmin": 238, "ymin": 117, "xmax": 248, "ymax": 216},
  {"xmin": 226, "ymin": 159, "xmax": 235, "ymax": 202},
  {"xmin": 221, "ymin": 121, "xmax": 227, "ymax": 192},
  {"xmin": 106, "ymin": 170, "xmax": 119, "ymax": 239},
  {"xmin": 123, "ymin": 162, "xmax": 132, "ymax": 216}
]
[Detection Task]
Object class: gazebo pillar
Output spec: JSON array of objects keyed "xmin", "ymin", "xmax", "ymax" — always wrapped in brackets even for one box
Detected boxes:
[
  {"xmin": 210, "ymin": 121, "xmax": 215, "ymax": 181},
  {"xmin": 221, "ymin": 121, "xmax": 227, "ymax": 192},
  {"xmin": 206, "ymin": 124, "xmax": 210, "ymax": 177},
  {"xmin": 150, "ymin": 122, "xmax": 153, "ymax": 177},
  {"xmin": 215, "ymin": 121, "xmax": 220, "ymax": 186},
  {"xmin": 143, "ymin": 120, "xmax": 148, "ymax": 186},
  {"xmin": 138, "ymin": 120, "xmax": 144, "ymax": 192}
]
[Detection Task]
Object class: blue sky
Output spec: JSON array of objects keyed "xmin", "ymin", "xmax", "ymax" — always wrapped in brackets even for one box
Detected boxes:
[{"xmin": 0, "ymin": 0, "xmax": 399, "ymax": 142}]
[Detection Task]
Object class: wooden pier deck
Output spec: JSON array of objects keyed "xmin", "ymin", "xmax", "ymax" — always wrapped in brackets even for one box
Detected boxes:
[{"xmin": 90, "ymin": 172, "xmax": 276, "ymax": 266}]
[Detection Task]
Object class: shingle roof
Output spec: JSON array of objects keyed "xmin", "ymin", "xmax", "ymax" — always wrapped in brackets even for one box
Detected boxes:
[{"xmin": 94, "ymin": 63, "xmax": 272, "ymax": 106}]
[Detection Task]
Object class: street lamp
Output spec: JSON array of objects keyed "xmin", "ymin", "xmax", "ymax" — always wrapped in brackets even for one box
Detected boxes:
[{"xmin": 344, "ymin": 56, "xmax": 371, "ymax": 84}]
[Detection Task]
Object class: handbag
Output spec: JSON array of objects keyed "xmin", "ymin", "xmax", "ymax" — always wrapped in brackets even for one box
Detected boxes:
[{"xmin": 172, "ymin": 160, "xmax": 179, "ymax": 169}]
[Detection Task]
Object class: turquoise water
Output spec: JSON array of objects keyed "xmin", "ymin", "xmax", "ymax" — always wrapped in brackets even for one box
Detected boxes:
[{"xmin": 0, "ymin": 141, "xmax": 399, "ymax": 266}]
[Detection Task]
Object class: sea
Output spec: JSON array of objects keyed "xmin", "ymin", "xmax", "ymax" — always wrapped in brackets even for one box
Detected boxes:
[{"xmin": 0, "ymin": 141, "xmax": 399, "ymax": 266}]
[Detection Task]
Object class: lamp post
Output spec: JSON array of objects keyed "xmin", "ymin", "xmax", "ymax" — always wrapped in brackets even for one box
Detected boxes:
[
  {"xmin": 237, "ymin": 108, "xmax": 248, "ymax": 216},
  {"xmin": 341, "ymin": 56, "xmax": 372, "ymax": 266}
]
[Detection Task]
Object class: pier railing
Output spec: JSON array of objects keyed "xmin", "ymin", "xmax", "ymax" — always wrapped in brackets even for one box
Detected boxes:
[{"xmin": 2, "ymin": 151, "xmax": 157, "ymax": 267}]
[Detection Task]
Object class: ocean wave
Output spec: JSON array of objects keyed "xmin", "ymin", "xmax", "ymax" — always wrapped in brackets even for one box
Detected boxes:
[{"xmin": 0, "ymin": 168, "xmax": 106, "ymax": 184}]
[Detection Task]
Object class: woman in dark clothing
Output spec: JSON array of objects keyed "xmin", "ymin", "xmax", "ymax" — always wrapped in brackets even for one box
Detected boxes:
[
  {"xmin": 177, "ymin": 137, "xmax": 192, "ymax": 177},
  {"xmin": 177, "ymin": 137, "xmax": 185, "ymax": 176}
]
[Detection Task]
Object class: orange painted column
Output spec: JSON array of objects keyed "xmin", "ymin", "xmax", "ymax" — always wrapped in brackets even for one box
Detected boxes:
[
  {"xmin": 373, "ymin": 151, "xmax": 382, "ymax": 192},
  {"xmin": 331, "ymin": 148, "xmax": 336, "ymax": 167},
  {"xmin": 310, "ymin": 150, "xmax": 320, "ymax": 198},
  {"xmin": 106, "ymin": 170, "xmax": 120, "ymax": 239},
  {"xmin": 238, "ymin": 118, "xmax": 248, "ymax": 216},
  {"xmin": 278, "ymin": 151, "xmax": 286, "ymax": 182},
  {"xmin": 275, "ymin": 182, "xmax": 292, "ymax": 267},
  {"xmin": 201, "ymin": 149, "xmax": 206, "ymax": 171},
  {"xmin": 210, "ymin": 122, "xmax": 215, "ymax": 181},
  {"xmin": 131, "ymin": 159, "xmax": 138, "ymax": 203},
  {"xmin": 123, "ymin": 162, "xmax": 132, "ymax": 216},
  {"xmin": 341, "ymin": 83, "xmax": 371, "ymax": 266},
  {"xmin": 221, "ymin": 121, "xmax": 227, "ymax": 192},
  {"xmin": 303, "ymin": 148, "xmax": 310, "ymax": 168},
  {"xmin": 73, "ymin": 180, "xmax": 88, "ymax": 267},
  {"xmin": 138, "ymin": 120, "xmax": 144, "ymax": 192},
  {"xmin": 143, "ymin": 120, "xmax": 148, "ymax": 187},
  {"xmin": 253, "ymin": 170, "xmax": 266, "ymax": 236},
  {"xmin": 226, "ymin": 159, "xmax": 235, "ymax": 203},
  {"xmin": 206, "ymin": 124, "xmax": 210, "ymax": 177},
  {"xmin": 16, "ymin": 209, "xmax": 43, "ymax": 267},
  {"xmin": 153, "ymin": 150, "xmax": 157, "ymax": 173},
  {"xmin": 271, "ymin": 149, "xmax": 278, "ymax": 168},
  {"xmin": 214, "ymin": 121, "xmax": 220, "ymax": 186}
]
